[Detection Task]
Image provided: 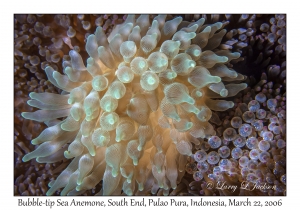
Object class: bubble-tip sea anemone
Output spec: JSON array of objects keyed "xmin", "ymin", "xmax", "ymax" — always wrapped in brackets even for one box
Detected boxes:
[{"xmin": 21, "ymin": 14, "xmax": 247, "ymax": 196}]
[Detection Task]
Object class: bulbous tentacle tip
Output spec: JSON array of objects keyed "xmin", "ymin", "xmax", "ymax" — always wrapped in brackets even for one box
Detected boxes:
[
  {"xmin": 64, "ymin": 151, "xmax": 72, "ymax": 159},
  {"xmin": 31, "ymin": 138, "xmax": 41, "ymax": 145},
  {"xmin": 21, "ymin": 154, "xmax": 30, "ymax": 162},
  {"xmin": 112, "ymin": 169, "xmax": 119, "ymax": 177},
  {"xmin": 221, "ymin": 56, "xmax": 228, "ymax": 62},
  {"xmin": 138, "ymin": 183, "xmax": 144, "ymax": 191},
  {"xmin": 220, "ymin": 89, "xmax": 228, "ymax": 97},
  {"xmin": 28, "ymin": 92, "xmax": 35, "ymax": 99},
  {"xmin": 137, "ymin": 145, "xmax": 142, "ymax": 151},
  {"xmin": 76, "ymin": 185, "xmax": 82, "ymax": 191},
  {"xmin": 187, "ymin": 122, "xmax": 193, "ymax": 128},
  {"xmin": 115, "ymin": 136, "xmax": 121, "ymax": 142},
  {"xmin": 67, "ymin": 98, "xmax": 73, "ymax": 104},
  {"xmin": 45, "ymin": 191, "xmax": 52, "ymax": 196},
  {"xmin": 20, "ymin": 112, "xmax": 28, "ymax": 119},
  {"xmin": 156, "ymin": 167, "xmax": 162, "ymax": 174},
  {"xmin": 186, "ymin": 96, "xmax": 195, "ymax": 104},
  {"xmin": 133, "ymin": 159, "xmax": 138, "ymax": 166}
]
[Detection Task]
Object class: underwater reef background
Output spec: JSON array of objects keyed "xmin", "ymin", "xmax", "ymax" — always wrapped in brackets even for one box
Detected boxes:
[{"xmin": 14, "ymin": 13, "xmax": 286, "ymax": 196}]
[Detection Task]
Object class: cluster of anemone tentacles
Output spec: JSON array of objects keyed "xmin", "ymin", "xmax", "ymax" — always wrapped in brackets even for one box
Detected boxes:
[
  {"xmin": 19, "ymin": 14, "xmax": 248, "ymax": 196},
  {"xmin": 187, "ymin": 74, "xmax": 286, "ymax": 196}
]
